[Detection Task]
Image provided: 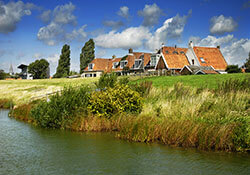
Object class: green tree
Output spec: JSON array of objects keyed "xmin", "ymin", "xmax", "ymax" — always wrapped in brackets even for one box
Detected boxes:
[
  {"xmin": 225, "ymin": 65, "xmax": 242, "ymax": 73},
  {"xmin": 243, "ymin": 52, "xmax": 250, "ymax": 73},
  {"xmin": 28, "ymin": 59, "xmax": 49, "ymax": 79},
  {"xmin": 54, "ymin": 44, "xmax": 71, "ymax": 78},
  {"xmin": 0, "ymin": 69, "xmax": 7, "ymax": 80},
  {"xmin": 80, "ymin": 39, "xmax": 95, "ymax": 74}
]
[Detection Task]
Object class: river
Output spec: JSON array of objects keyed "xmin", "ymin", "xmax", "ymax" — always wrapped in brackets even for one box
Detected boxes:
[{"xmin": 0, "ymin": 109, "xmax": 249, "ymax": 175}]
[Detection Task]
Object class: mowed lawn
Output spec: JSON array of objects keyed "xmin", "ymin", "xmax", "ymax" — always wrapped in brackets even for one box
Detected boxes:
[
  {"xmin": 133, "ymin": 73, "xmax": 250, "ymax": 89},
  {"xmin": 0, "ymin": 77, "xmax": 98, "ymax": 105}
]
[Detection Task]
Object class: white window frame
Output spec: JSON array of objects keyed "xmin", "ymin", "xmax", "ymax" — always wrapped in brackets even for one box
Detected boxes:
[
  {"xmin": 88, "ymin": 63, "xmax": 94, "ymax": 70},
  {"xmin": 150, "ymin": 55, "xmax": 157, "ymax": 67},
  {"xmin": 200, "ymin": 57, "xmax": 206, "ymax": 63},
  {"xmin": 120, "ymin": 60, "xmax": 128, "ymax": 68},
  {"xmin": 133, "ymin": 59, "xmax": 142, "ymax": 69},
  {"xmin": 113, "ymin": 62, "xmax": 119, "ymax": 69}
]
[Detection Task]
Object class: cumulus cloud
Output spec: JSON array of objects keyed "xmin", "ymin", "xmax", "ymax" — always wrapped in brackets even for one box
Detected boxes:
[
  {"xmin": 117, "ymin": 6, "xmax": 129, "ymax": 19},
  {"xmin": 145, "ymin": 11, "xmax": 192, "ymax": 51},
  {"xmin": 0, "ymin": 1, "xmax": 36, "ymax": 34},
  {"xmin": 210, "ymin": 15, "xmax": 238, "ymax": 35},
  {"xmin": 103, "ymin": 20, "xmax": 124, "ymax": 29},
  {"xmin": 37, "ymin": 2, "xmax": 86, "ymax": 45},
  {"xmin": 138, "ymin": 3, "xmax": 163, "ymax": 26},
  {"xmin": 95, "ymin": 26, "xmax": 151, "ymax": 49},
  {"xmin": 40, "ymin": 10, "xmax": 51, "ymax": 23},
  {"xmin": 190, "ymin": 35, "xmax": 250, "ymax": 66}
]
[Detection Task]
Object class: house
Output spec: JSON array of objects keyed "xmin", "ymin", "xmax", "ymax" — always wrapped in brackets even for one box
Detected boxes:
[
  {"xmin": 17, "ymin": 64, "xmax": 33, "ymax": 79},
  {"xmin": 81, "ymin": 49, "xmax": 152, "ymax": 77},
  {"xmin": 180, "ymin": 65, "xmax": 218, "ymax": 75},
  {"xmin": 155, "ymin": 42, "xmax": 228, "ymax": 74}
]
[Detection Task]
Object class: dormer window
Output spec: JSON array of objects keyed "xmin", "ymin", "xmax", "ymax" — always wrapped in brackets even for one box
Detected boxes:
[
  {"xmin": 113, "ymin": 62, "xmax": 119, "ymax": 69},
  {"xmin": 165, "ymin": 51, "xmax": 169, "ymax": 54},
  {"xmin": 88, "ymin": 63, "xmax": 94, "ymax": 70},
  {"xmin": 133, "ymin": 59, "xmax": 142, "ymax": 69},
  {"xmin": 180, "ymin": 51, "xmax": 185, "ymax": 54},
  {"xmin": 200, "ymin": 57, "xmax": 206, "ymax": 63},
  {"xmin": 173, "ymin": 51, "xmax": 178, "ymax": 54},
  {"xmin": 120, "ymin": 60, "xmax": 128, "ymax": 68}
]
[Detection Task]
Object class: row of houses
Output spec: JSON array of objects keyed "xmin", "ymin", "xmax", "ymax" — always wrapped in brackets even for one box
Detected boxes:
[{"xmin": 82, "ymin": 41, "xmax": 228, "ymax": 77}]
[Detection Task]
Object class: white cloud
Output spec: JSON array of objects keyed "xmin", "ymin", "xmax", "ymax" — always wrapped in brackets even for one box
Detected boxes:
[
  {"xmin": 45, "ymin": 54, "xmax": 59, "ymax": 75},
  {"xmin": 145, "ymin": 11, "xmax": 192, "ymax": 51},
  {"xmin": 210, "ymin": 15, "xmax": 238, "ymax": 35},
  {"xmin": 138, "ymin": 3, "xmax": 163, "ymax": 26},
  {"xmin": 65, "ymin": 25, "xmax": 87, "ymax": 42},
  {"xmin": 190, "ymin": 35, "xmax": 250, "ymax": 66},
  {"xmin": 103, "ymin": 20, "xmax": 124, "ymax": 29},
  {"xmin": 40, "ymin": 10, "xmax": 51, "ymax": 23},
  {"xmin": 94, "ymin": 26, "xmax": 151, "ymax": 49},
  {"xmin": 37, "ymin": 2, "xmax": 86, "ymax": 45},
  {"xmin": 117, "ymin": 6, "xmax": 129, "ymax": 19},
  {"xmin": 0, "ymin": 1, "xmax": 36, "ymax": 34}
]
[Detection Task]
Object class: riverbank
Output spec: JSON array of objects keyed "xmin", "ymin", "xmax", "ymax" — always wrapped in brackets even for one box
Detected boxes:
[{"xmin": 1, "ymin": 73, "xmax": 250, "ymax": 152}]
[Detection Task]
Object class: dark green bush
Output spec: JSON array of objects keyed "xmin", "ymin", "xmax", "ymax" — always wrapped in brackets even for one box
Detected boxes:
[
  {"xmin": 225, "ymin": 65, "xmax": 242, "ymax": 73},
  {"xmin": 31, "ymin": 85, "xmax": 90, "ymax": 128},
  {"xmin": 95, "ymin": 72, "xmax": 117, "ymax": 90},
  {"xmin": 88, "ymin": 84, "xmax": 143, "ymax": 118}
]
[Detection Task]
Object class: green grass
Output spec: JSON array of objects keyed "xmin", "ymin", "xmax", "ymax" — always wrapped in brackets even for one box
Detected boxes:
[
  {"xmin": 132, "ymin": 73, "xmax": 249, "ymax": 89},
  {"xmin": 0, "ymin": 77, "xmax": 98, "ymax": 105}
]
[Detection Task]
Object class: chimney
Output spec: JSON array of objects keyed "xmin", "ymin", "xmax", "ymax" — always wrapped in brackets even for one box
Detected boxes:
[
  {"xmin": 217, "ymin": 45, "xmax": 220, "ymax": 49},
  {"xmin": 128, "ymin": 48, "xmax": 133, "ymax": 54},
  {"xmin": 175, "ymin": 45, "xmax": 177, "ymax": 49},
  {"xmin": 189, "ymin": 41, "xmax": 193, "ymax": 48},
  {"xmin": 112, "ymin": 55, "xmax": 116, "ymax": 59},
  {"xmin": 161, "ymin": 43, "xmax": 165, "ymax": 48}
]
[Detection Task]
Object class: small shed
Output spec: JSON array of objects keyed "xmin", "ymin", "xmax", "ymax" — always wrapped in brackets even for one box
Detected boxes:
[{"xmin": 180, "ymin": 65, "xmax": 218, "ymax": 75}]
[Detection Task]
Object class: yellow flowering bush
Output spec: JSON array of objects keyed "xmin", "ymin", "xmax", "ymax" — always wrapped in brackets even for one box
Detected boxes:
[{"xmin": 89, "ymin": 84, "xmax": 143, "ymax": 118}]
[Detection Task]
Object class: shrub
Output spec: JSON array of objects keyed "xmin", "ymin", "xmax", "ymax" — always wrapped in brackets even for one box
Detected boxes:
[
  {"xmin": 95, "ymin": 72, "xmax": 118, "ymax": 89},
  {"xmin": 0, "ymin": 99, "xmax": 14, "ymax": 109},
  {"xmin": 88, "ymin": 84, "xmax": 143, "ymax": 118},
  {"xmin": 226, "ymin": 65, "xmax": 242, "ymax": 73},
  {"xmin": 31, "ymin": 85, "xmax": 90, "ymax": 128}
]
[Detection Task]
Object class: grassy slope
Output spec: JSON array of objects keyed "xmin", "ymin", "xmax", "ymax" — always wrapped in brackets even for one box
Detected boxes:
[
  {"xmin": 133, "ymin": 73, "xmax": 249, "ymax": 89},
  {"xmin": 0, "ymin": 77, "xmax": 98, "ymax": 105}
]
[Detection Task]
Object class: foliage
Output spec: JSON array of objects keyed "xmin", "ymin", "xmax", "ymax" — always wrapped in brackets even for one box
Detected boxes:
[
  {"xmin": 0, "ymin": 69, "xmax": 8, "ymax": 80},
  {"xmin": 118, "ymin": 77, "xmax": 130, "ymax": 85},
  {"xmin": 243, "ymin": 52, "xmax": 250, "ymax": 73},
  {"xmin": 28, "ymin": 59, "xmax": 49, "ymax": 79},
  {"xmin": 88, "ymin": 84, "xmax": 143, "ymax": 118},
  {"xmin": 130, "ymin": 81, "xmax": 152, "ymax": 97},
  {"xmin": 54, "ymin": 44, "xmax": 71, "ymax": 78},
  {"xmin": 226, "ymin": 65, "xmax": 242, "ymax": 73},
  {"xmin": 80, "ymin": 39, "xmax": 95, "ymax": 74},
  {"xmin": 0, "ymin": 98, "xmax": 13, "ymax": 109},
  {"xmin": 69, "ymin": 71, "xmax": 79, "ymax": 76},
  {"xmin": 31, "ymin": 85, "xmax": 90, "ymax": 128},
  {"xmin": 95, "ymin": 72, "xmax": 117, "ymax": 89},
  {"xmin": 216, "ymin": 77, "xmax": 250, "ymax": 93}
]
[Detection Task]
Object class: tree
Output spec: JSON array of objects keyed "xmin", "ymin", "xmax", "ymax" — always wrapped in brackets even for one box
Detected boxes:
[
  {"xmin": 0, "ymin": 69, "xmax": 7, "ymax": 80},
  {"xmin": 243, "ymin": 52, "xmax": 250, "ymax": 73},
  {"xmin": 28, "ymin": 59, "xmax": 49, "ymax": 79},
  {"xmin": 80, "ymin": 39, "xmax": 95, "ymax": 74},
  {"xmin": 225, "ymin": 65, "xmax": 242, "ymax": 73},
  {"xmin": 54, "ymin": 44, "xmax": 71, "ymax": 78}
]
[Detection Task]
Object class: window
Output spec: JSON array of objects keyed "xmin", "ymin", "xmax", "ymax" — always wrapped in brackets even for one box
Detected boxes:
[
  {"xmin": 173, "ymin": 51, "xmax": 178, "ymax": 54},
  {"xmin": 165, "ymin": 50, "xmax": 169, "ymax": 54},
  {"xmin": 93, "ymin": 74, "xmax": 96, "ymax": 77},
  {"xmin": 88, "ymin": 63, "xmax": 94, "ymax": 70},
  {"xmin": 192, "ymin": 59, "xmax": 194, "ymax": 65},
  {"xmin": 113, "ymin": 62, "xmax": 119, "ymax": 69},
  {"xmin": 134, "ymin": 59, "xmax": 142, "ymax": 69},
  {"xmin": 120, "ymin": 60, "xmax": 128, "ymax": 68},
  {"xmin": 150, "ymin": 55, "xmax": 157, "ymax": 67},
  {"xmin": 180, "ymin": 51, "xmax": 185, "ymax": 54},
  {"xmin": 200, "ymin": 57, "xmax": 206, "ymax": 63}
]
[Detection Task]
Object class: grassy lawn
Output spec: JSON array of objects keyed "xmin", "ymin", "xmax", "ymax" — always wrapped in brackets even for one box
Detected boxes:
[
  {"xmin": 0, "ymin": 77, "xmax": 98, "ymax": 105},
  {"xmin": 132, "ymin": 73, "xmax": 250, "ymax": 89}
]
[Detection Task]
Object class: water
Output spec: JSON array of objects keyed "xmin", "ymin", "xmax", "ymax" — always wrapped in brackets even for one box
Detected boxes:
[{"xmin": 0, "ymin": 109, "xmax": 249, "ymax": 175}]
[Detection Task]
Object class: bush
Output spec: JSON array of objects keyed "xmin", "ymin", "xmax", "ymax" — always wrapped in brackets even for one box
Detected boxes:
[
  {"xmin": 88, "ymin": 84, "xmax": 143, "ymax": 118},
  {"xmin": 130, "ymin": 81, "xmax": 152, "ymax": 97},
  {"xmin": 226, "ymin": 65, "xmax": 242, "ymax": 73},
  {"xmin": 31, "ymin": 85, "xmax": 90, "ymax": 128},
  {"xmin": 95, "ymin": 72, "xmax": 118, "ymax": 89}
]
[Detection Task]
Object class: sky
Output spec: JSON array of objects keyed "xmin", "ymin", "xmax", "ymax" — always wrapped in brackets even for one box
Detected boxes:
[{"xmin": 0, "ymin": 0, "xmax": 250, "ymax": 75}]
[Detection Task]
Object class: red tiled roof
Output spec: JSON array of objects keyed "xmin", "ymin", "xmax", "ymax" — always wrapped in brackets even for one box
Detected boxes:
[
  {"xmin": 193, "ymin": 46, "xmax": 227, "ymax": 70},
  {"xmin": 162, "ymin": 47, "xmax": 189, "ymax": 69},
  {"xmin": 202, "ymin": 70, "xmax": 218, "ymax": 74},
  {"xmin": 84, "ymin": 58, "xmax": 111, "ymax": 72}
]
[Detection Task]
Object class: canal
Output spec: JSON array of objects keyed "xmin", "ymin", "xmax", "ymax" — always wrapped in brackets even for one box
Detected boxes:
[{"xmin": 0, "ymin": 109, "xmax": 249, "ymax": 175}]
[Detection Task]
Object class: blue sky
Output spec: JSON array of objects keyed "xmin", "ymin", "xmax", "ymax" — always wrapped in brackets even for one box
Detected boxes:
[{"xmin": 0, "ymin": 0, "xmax": 250, "ymax": 75}]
